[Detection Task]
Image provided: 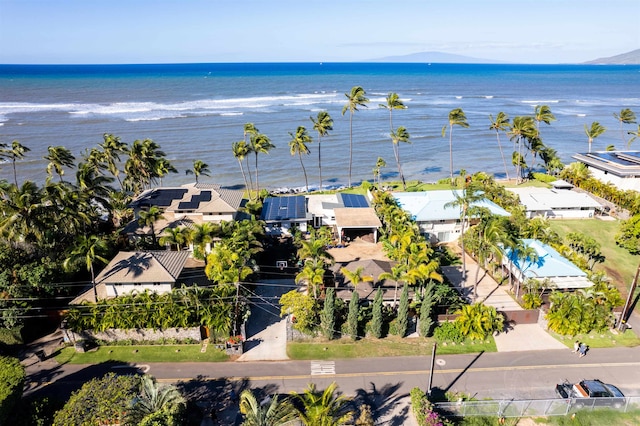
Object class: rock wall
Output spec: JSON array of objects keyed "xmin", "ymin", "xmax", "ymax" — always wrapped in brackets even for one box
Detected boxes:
[{"xmin": 68, "ymin": 327, "xmax": 201, "ymax": 343}]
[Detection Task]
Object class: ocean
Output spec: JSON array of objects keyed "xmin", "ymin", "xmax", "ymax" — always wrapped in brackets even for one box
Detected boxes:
[{"xmin": 1, "ymin": 63, "xmax": 639, "ymax": 190}]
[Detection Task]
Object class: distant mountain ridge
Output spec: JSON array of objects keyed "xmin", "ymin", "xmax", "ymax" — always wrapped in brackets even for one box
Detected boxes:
[
  {"xmin": 367, "ymin": 51, "xmax": 500, "ymax": 64},
  {"xmin": 584, "ymin": 49, "xmax": 640, "ymax": 65}
]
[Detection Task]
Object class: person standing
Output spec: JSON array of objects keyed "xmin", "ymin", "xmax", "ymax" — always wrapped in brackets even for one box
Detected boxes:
[{"xmin": 573, "ymin": 340, "xmax": 580, "ymax": 353}]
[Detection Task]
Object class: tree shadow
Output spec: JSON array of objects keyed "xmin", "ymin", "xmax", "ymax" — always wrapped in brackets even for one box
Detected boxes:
[
  {"xmin": 176, "ymin": 376, "xmax": 281, "ymax": 426},
  {"xmin": 353, "ymin": 382, "xmax": 409, "ymax": 426}
]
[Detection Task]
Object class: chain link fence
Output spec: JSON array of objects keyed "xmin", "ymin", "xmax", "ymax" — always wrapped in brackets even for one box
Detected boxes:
[{"xmin": 434, "ymin": 397, "xmax": 640, "ymax": 418}]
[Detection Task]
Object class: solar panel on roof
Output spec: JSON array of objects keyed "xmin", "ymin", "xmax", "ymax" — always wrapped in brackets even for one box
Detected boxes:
[
  {"xmin": 340, "ymin": 193, "xmax": 369, "ymax": 208},
  {"xmin": 132, "ymin": 188, "xmax": 188, "ymax": 207},
  {"xmin": 261, "ymin": 196, "xmax": 306, "ymax": 221}
]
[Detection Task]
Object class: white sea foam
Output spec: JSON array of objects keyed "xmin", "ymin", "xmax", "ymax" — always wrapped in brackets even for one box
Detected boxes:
[
  {"xmin": 485, "ymin": 96, "xmax": 494, "ymax": 99},
  {"xmin": 521, "ymin": 100, "xmax": 560, "ymax": 104}
]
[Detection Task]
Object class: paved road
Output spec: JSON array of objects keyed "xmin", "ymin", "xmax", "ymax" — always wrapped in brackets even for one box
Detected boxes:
[{"xmin": 27, "ymin": 346, "xmax": 640, "ymax": 400}]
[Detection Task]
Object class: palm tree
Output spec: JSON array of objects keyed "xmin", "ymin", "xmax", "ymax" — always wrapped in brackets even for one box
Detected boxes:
[
  {"xmin": 44, "ymin": 145, "xmax": 76, "ymax": 182},
  {"xmin": 99, "ymin": 133, "xmax": 129, "ymax": 189},
  {"xmin": 189, "ymin": 222, "xmax": 219, "ymax": 259},
  {"xmin": 127, "ymin": 375, "xmax": 185, "ymax": 425},
  {"xmin": 239, "ymin": 389, "xmax": 297, "ymax": 426},
  {"xmin": 489, "ymin": 113, "xmax": 510, "ymax": 180},
  {"xmin": 310, "ymin": 111, "xmax": 333, "ymax": 190},
  {"xmin": 390, "ymin": 126, "xmax": 411, "ymax": 190},
  {"xmin": 296, "ymin": 263, "xmax": 325, "ymax": 299},
  {"xmin": 154, "ymin": 157, "xmax": 177, "ymax": 186},
  {"xmin": 137, "ymin": 206, "xmax": 165, "ymax": 246},
  {"xmin": 232, "ymin": 140, "xmax": 251, "ymax": 193},
  {"xmin": 380, "ymin": 92, "xmax": 406, "ymax": 133},
  {"xmin": 186, "ymin": 159, "xmax": 211, "ymax": 183},
  {"xmin": 298, "ymin": 238, "xmax": 334, "ymax": 265},
  {"xmin": 63, "ymin": 234, "xmax": 109, "ymax": 302},
  {"xmin": 342, "ymin": 86, "xmax": 369, "ymax": 188},
  {"xmin": 627, "ymin": 124, "xmax": 640, "ymax": 148},
  {"xmin": 243, "ymin": 123, "xmax": 258, "ymax": 193},
  {"xmin": 373, "ymin": 157, "xmax": 386, "ymax": 189},
  {"xmin": 507, "ymin": 116, "xmax": 537, "ymax": 183},
  {"xmin": 340, "ymin": 266, "xmax": 373, "ymax": 290},
  {"xmin": 0, "ymin": 140, "xmax": 30, "ymax": 186},
  {"xmin": 293, "ymin": 382, "xmax": 354, "ymax": 426},
  {"xmin": 250, "ymin": 133, "xmax": 275, "ymax": 198},
  {"xmin": 0, "ymin": 181, "xmax": 47, "ymax": 245},
  {"xmin": 378, "ymin": 263, "xmax": 409, "ymax": 306},
  {"xmin": 288, "ymin": 126, "xmax": 313, "ymax": 193},
  {"xmin": 584, "ymin": 121, "xmax": 606, "ymax": 153},
  {"xmin": 159, "ymin": 227, "xmax": 186, "ymax": 251},
  {"xmin": 613, "ymin": 108, "xmax": 637, "ymax": 145},
  {"xmin": 442, "ymin": 108, "xmax": 469, "ymax": 184},
  {"xmin": 445, "ymin": 184, "xmax": 484, "ymax": 282}
]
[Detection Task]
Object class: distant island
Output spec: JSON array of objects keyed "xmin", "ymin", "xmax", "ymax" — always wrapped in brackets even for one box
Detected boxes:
[
  {"xmin": 584, "ymin": 48, "xmax": 640, "ymax": 65},
  {"xmin": 368, "ymin": 48, "xmax": 640, "ymax": 65}
]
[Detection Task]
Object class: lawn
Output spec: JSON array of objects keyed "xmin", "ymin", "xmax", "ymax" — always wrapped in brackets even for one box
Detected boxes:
[
  {"xmin": 549, "ymin": 328, "xmax": 640, "ymax": 349},
  {"xmin": 534, "ymin": 409, "xmax": 640, "ymax": 425},
  {"xmin": 55, "ymin": 344, "xmax": 229, "ymax": 364},
  {"xmin": 287, "ymin": 335, "xmax": 496, "ymax": 360},
  {"xmin": 549, "ymin": 219, "xmax": 640, "ymax": 292}
]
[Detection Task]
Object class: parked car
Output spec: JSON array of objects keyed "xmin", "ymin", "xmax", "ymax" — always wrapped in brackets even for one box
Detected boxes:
[{"xmin": 555, "ymin": 379, "xmax": 625, "ymax": 409}]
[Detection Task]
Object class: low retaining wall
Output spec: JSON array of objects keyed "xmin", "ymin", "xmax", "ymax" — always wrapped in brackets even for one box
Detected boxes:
[{"xmin": 68, "ymin": 327, "xmax": 201, "ymax": 343}]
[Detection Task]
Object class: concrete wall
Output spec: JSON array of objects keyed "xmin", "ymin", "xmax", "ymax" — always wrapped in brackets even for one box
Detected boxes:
[{"xmin": 69, "ymin": 327, "xmax": 201, "ymax": 343}]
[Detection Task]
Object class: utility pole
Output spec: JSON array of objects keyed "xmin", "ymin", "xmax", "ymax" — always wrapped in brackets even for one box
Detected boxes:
[
  {"xmin": 618, "ymin": 263, "xmax": 640, "ymax": 330},
  {"xmin": 427, "ymin": 342, "xmax": 437, "ymax": 399}
]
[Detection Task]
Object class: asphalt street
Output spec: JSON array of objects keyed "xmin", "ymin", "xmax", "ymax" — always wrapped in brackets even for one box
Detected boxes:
[{"xmin": 26, "ymin": 345, "xmax": 640, "ymax": 401}]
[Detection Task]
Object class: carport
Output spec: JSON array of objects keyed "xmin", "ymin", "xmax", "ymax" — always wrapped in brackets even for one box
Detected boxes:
[{"xmin": 334, "ymin": 207, "xmax": 382, "ymax": 243}]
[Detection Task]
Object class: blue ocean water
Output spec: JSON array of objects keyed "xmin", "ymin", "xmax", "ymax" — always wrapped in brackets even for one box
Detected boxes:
[{"xmin": 1, "ymin": 63, "xmax": 639, "ymax": 190}]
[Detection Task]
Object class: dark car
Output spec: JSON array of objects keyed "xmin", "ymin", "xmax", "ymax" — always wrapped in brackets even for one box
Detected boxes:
[{"xmin": 555, "ymin": 379, "xmax": 626, "ymax": 409}]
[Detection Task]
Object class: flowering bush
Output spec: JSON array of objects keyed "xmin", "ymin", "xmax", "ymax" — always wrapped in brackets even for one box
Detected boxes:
[
  {"xmin": 410, "ymin": 387, "xmax": 452, "ymax": 426},
  {"xmin": 228, "ymin": 335, "xmax": 243, "ymax": 345}
]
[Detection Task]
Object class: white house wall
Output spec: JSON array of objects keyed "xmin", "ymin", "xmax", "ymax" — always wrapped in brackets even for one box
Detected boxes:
[
  {"xmin": 106, "ymin": 283, "xmax": 173, "ymax": 298},
  {"xmin": 589, "ymin": 168, "xmax": 640, "ymax": 192}
]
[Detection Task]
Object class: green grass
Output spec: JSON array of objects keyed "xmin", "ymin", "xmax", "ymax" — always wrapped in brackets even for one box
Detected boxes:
[
  {"xmin": 549, "ymin": 219, "xmax": 640, "ymax": 290},
  {"xmin": 287, "ymin": 335, "xmax": 496, "ymax": 360},
  {"xmin": 534, "ymin": 409, "xmax": 640, "ymax": 425},
  {"xmin": 55, "ymin": 344, "xmax": 229, "ymax": 364},
  {"xmin": 549, "ymin": 328, "xmax": 640, "ymax": 349}
]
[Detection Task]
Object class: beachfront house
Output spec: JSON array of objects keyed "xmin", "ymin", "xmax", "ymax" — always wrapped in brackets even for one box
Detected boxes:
[
  {"xmin": 502, "ymin": 239, "xmax": 593, "ymax": 299},
  {"xmin": 306, "ymin": 193, "xmax": 381, "ymax": 243},
  {"xmin": 393, "ymin": 190, "xmax": 510, "ymax": 244},
  {"xmin": 506, "ymin": 186, "xmax": 602, "ymax": 219},
  {"xmin": 125, "ymin": 182, "xmax": 246, "ymax": 242},
  {"xmin": 260, "ymin": 195, "xmax": 310, "ymax": 235},
  {"xmin": 70, "ymin": 250, "xmax": 199, "ymax": 303},
  {"xmin": 573, "ymin": 151, "xmax": 640, "ymax": 191}
]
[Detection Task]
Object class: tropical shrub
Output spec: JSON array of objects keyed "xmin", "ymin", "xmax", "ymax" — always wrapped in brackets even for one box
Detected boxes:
[
  {"xmin": 522, "ymin": 293, "xmax": 542, "ymax": 310},
  {"xmin": 545, "ymin": 284, "xmax": 623, "ymax": 335},
  {"xmin": 615, "ymin": 214, "xmax": 640, "ymax": 254},
  {"xmin": 65, "ymin": 286, "xmax": 236, "ymax": 335},
  {"xmin": 0, "ymin": 356, "xmax": 25, "ymax": 424},
  {"xmin": 279, "ymin": 290, "xmax": 317, "ymax": 333},
  {"xmin": 433, "ymin": 321, "xmax": 464, "ymax": 344},
  {"xmin": 410, "ymin": 387, "xmax": 452, "ymax": 426},
  {"xmin": 53, "ymin": 373, "xmax": 139, "ymax": 426},
  {"xmin": 454, "ymin": 303, "xmax": 504, "ymax": 340}
]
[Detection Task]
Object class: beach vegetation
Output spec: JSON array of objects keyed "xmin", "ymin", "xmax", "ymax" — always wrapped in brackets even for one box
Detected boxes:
[
  {"xmin": 342, "ymin": 85, "xmax": 369, "ymax": 188},
  {"xmin": 380, "ymin": 92, "xmax": 409, "ymax": 189},
  {"xmin": 0, "ymin": 140, "xmax": 30, "ymax": 186},
  {"xmin": 249, "ymin": 131, "xmax": 275, "ymax": 199}
]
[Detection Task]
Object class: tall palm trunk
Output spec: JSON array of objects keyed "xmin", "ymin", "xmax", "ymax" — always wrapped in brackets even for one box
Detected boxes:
[{"xmin": 298, "ymin": 152, "xmax": 309, "ymax": 193}]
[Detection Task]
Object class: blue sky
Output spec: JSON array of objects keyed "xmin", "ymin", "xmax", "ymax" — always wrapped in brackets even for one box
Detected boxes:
[{"xmin": 0, "ymin": 0, "xmax": 638, "ymax": 64}]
